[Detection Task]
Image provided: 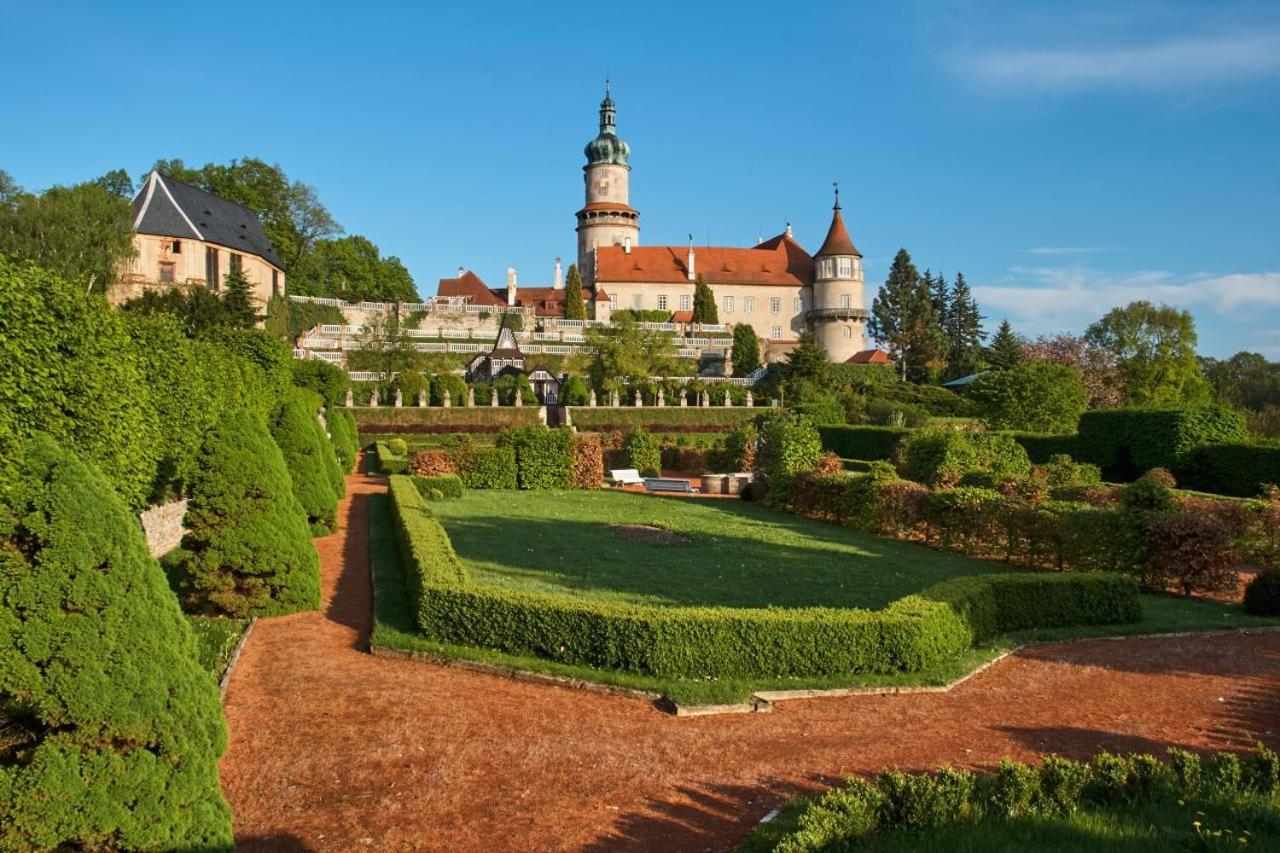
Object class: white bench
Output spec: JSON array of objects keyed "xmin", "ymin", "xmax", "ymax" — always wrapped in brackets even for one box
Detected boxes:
[
  {"xmin": 609, "ymin": 468, "xmax": 644, "ymax": 486},
  {"xmin": 644, "ymin": 478, "xmax": 699, "ymax": 495}
]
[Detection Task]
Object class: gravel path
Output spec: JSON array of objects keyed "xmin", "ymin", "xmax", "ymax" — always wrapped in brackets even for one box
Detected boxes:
[{"xmin": 220, "ymin": 465, "xmax": 1280, "ymax": 851}]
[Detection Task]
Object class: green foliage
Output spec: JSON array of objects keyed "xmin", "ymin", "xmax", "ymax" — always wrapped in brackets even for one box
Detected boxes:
[
  {"xmin": 942, "ymin": 272, "xmax": 986, "ymax": 378},
  {"xmin": 0, "ymin": 435, "xmax": 233, "ymax": 850},
  {"xmin": 388, "ymin": 437, "xmax": 408, "ymax": 457},
  {"xmin": 1001, "ymin": 431, "xmax": 1080, "ymax": 464},
  {"xmin": 560, "ymin": 375, "xmax": 590, "ymax": 406},
  {"xmin": 691, "ymin": 273, "xmax": 718, "ymax": 323},
  {"xmin": 219, "ymin": 265, "xmax": 260, "ymax": 328},
  {"xmin": 989, "ymin": 759, "xmax": 1041, "ymax": 817},
  {"xmin": 291, "ymin": 358, "xmax": 349, "ymax": 409},
  {"xmin": 413, "ymin": 474, "xmax": 464, "ymax": 500},
  {"xmin": 289, "ymin": 234, "xmax": 418, "ymax": 302},
  {"xmin": 567, "ymin": 406, "xmax": 757, "ymax": 432},
  {"xmin": 724, "ymin": 423, "xmax": 759, "ymax": 471},
  {"xmin": 969, "ymin": 361, "xmax": 1089, "ymax": 432},
  {"xmin": 1076, "ymin": 406, "xmax": 1248, "ymax": 481},
  {"xmin": 1085, "ymin": 300, "xmax": 1210, "ymax": 406},
  {"xmin": 790, "ymin": 397, "xmax": 846, "ymax": 425},
  {"xmin": 896, "ymin": 430, "xmax": 1032, "ymax": 487},
  {"xmin": 730, "ymin": 323, "xmax": 761, "ymax": 376},
  {"xmin": 124, "ymin": 285, "xmax": 255, "ymax": 337},
  {"xmin": 327, "ymin": 408, "xmax": 358, "ymax": 473},
  {"xmin": 454, "ymin": 446, "xmax": 518, "ymax": 489},
  {"xmin": 986, "ymin": 319, "xmax": 1025, "ymax": 370},
  {"xmin": 870, "ymin": 249, "xmax": 944, "ymax": 381},
  {"xmin": 208, "ymin": 327, "xmax": 293, "ymax": 402},
  {"xmin": 623, "ymin": 429, "xmax": 662, "ymax": 477},
  {"xmin": 0, "ymin": 176, "xmax": 136, "ymax": 292},
  {"xmin": 180, "ymin": 410, "xmax": 321, "ymax": 617},
  {"xmin": 346, "ymin": 312, "xmax": 420, "ymax": 379},
  {"xmin": 877, "ymin": 766, "xmax": 974, "ymax": 829},
  {"xmin": 755, "ymin": 412, "xmax": 823, "ymax": 496},
  {"xmin": 498, "ymin": 426, "xmax": 575, "ymax": 489},
  {"xmin": 562, "ymin": 263, "xmax": 587, "ymax": 320},
  {"xmin": 266, "ymin": 295, "xmax": 345, "ymax": 341},
  {"xmin": 272, "ymin": 393, "xmax": 341, "ymax": 533},
  {"xmin": 1244, "ymin": 570, "xmax": 1280, "ymax": 616},
  {"xmin": 429, "ymin": 372, "xmax": 467, "ymax": 407},
  {"xmin": 0, "ymin": 256, "xmax": 160, "ymax": 509},
  {"xmin": 585, "ymin": 315, "xmax": 681, "ymax": 389},
  {"xmin": 374, "ymin": 440, "xmax": 408, "ymax": 474},
  {"xmin": 1176, "ymin": 442, "xmax": 1280, "ymax": 498},
  {"xmin": 352, "ymin": 405, "xmax": 542, "ymax": 432}
]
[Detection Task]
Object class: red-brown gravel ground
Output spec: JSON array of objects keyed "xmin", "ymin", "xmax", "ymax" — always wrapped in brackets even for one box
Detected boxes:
[{"xmin": 220, "ymin": 465, "xmax": 1280, "ymax": 852}]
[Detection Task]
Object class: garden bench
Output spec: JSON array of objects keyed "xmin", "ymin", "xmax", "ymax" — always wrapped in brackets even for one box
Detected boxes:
[
  {"xmin": 643, "ymin": 477, "xmax": 699, "ymax": 495},
  {"xmin": 609, "ymin": 468, "xmax": 644, "ymax": 487}
]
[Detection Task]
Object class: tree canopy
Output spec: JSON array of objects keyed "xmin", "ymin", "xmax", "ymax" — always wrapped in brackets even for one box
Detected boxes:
[
  {"xmin": 289, "ymin": 234, "xmax": 417, "ymax": 302},
  {"xmin": 986, "ymin": 319, "xmax": 1025, "ymax": 370},
  {"xmin": 1084, "ymin": 300, "xmax": 1209, "ymax": 406},
  {"xmin": 969, "ymin": 360, "xmax": 1090, "ymax": 432},
  {"xmin": 730, "ymin": 323, "xmax": 761, "ymax": 376},
  {"xmin": 586, "ymin": 315, "xmax": 679, "ymax": 390},
  {"xmin": 869, "ymin": 248, "xmax": 944, "ymax": 381}
]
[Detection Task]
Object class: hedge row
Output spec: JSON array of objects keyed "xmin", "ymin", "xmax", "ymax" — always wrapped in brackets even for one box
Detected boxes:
[
  {"xmin": 374, "ymin": 441, "xmax": 409, "ymax": 474},
  {"xmin": 412, "ymin": 474, "xmax": 464, "ymax": 500},
  {"xmin": 1175, "ymin": 442, "xmax": 1280, "ymax": 498},
  {"xmin": 816, "ymin": 425, "xmax": 912, "ymax": 461},
  {"xmin": 1076, "ymin": 406, "xmax": 1247, "ymax": 481},
  {"xmin": 1001, "ymin": 431, "xmax": 1079, "ymax": 464},
  {"xmin": 388, "ymin": 476, "xmax": 1139, "ymax": 680},
  {"xmin": 567, "ymin": 406, "xmax": 760, "ymax": 433},
  {"xmin": 348, "ymin": 405, "xmax": 543, "ymax": 433},
  {"xmin": 401, "ymin": 427, "xmax": 600, "ymax": 489}
]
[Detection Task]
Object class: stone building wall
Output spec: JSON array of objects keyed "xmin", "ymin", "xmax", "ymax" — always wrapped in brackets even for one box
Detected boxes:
[{"xmin": 139, "ymin": 498, "xmax": 188, "ymax": 558}]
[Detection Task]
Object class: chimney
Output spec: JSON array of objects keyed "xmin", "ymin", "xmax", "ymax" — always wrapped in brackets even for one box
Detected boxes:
[
  {"xmin": 686, "ymin": 234, "xmax": 696, "ymax": 281},
  {"xmin": 553, "ymin": 257, "xmax": 563, "ymax": 289},
  {"xmin": 506, "ymin": 266, "xmax": 517, "ymax": 306},
  {"xmin": 624, "ymin": 236, "xmax": 632, "ymax": 254}
]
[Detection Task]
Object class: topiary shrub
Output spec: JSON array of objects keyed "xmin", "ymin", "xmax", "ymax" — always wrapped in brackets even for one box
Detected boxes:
[
  {"xmin": 271, "ymin": 395, "xmax": 340, "ymax": 534},
  {"xmin": 560, "ymin": 375, "xmax": 590, "ymax": 406},
  {"xmin": 291, "ymin": 358, "xmax": 349, "ymax": 410},
  {"xmin": 0, "ymin": 434, "xmax": 233, "ymax": 850},
  {"xmin": 1244, "ymin": 570, "xmax": 1280, "ymax": 615},
  {"xmin": 623, "ymin": 428, "xmax": 662, "ymax": 477},
  {"xmin": 498, "ymin": 426, "xmax": 574, "ymax": 489},
  {"xmin": 897, "ymin": 431, "xmax": 1031, "ymax": 487},
  {"xmin": 1076, "ymin": 406, "xmax": 1248, "ymax": 482},
  {"xmin": 327, "ymin": 406, "xmax": 357, "ymax": 473},
  {"xmin": 180, "ymin": 410, "xmax": 321, "ymax": 617},
  {"xmin": 454, "ymin": 445, "xmax": 518, "ymax": 489}
]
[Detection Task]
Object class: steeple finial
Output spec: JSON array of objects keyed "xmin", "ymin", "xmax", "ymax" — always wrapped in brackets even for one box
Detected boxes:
[{"xmin": 833, "ymin": 180, "xmax": 841, "ymax": 210}]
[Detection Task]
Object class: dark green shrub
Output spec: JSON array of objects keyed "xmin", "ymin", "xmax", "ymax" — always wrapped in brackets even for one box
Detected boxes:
[
  {"xmin": 291, "ymin": 358, "xmax": 349, "ymax": 409},
  {"xmin": 455, "ymin": 446, "xmax": 518, "ymax": 489},
  {"xmin": 1246, "ymin": 742, "xmax": 1280, "ymax": 793},
  {"xmin": 876, "ymin": 768, "xmax": 970, "ymax": 829},
  {"xmin": 328, "ymin": 407, "xmax": 357, "ymax": 472},
  {"xmin": 775, "ymin": 779, "xmax": 882, "ymax": 851},
  {"xmin": 724, "ymin": 423, "xmax": 758, "ymax": 471},
  {"xmin": 1204, "ymin": 751, "xmax": 1244, "ymax": 797},
  {"xmin": 1076, "ymin": 406, "xmax": 1248, "ymax": 481},
  {"xmin": 180, "ymin": 410, "xmax": 321, "ymax": 617},
  {"xmin": 413, "ymin": 474, "xmax": 464, "ymax": 500},
  {"xmin": 271, "ymin": 395, "xmax": 341, "ymax": 534},
  {"xmin": 1176, "ymin": 442, "xmax": 1280, "ymax": 497},
  {"xmin": 499, "ymin": 426, "xmax": 574, "ymax": 489},
  {"xmin": 1037, "ymin": 756, "xmax": 1091, "ymax": 814},
  {"xmin": 817, "ymin": 425, "xmax": 912, "ymax": 461},
  {"xmin": 897, "ymin": 430, "xmax": 1031, "ymax": 487},
  {"xmin": 988, "ymin": 759, "xmax": 1040, "ymax": 818},
  {"xmin": 1167, "ymin": 749, "xmax": 1202, "ymax": 797},
  {"xmin": 756, "ymin": 412, "xmax": 823, "ymax": 482},
  {"xmin": 566, "ymin": 407, "xmax": 758, "ymax": 432},
  {"xmin": 388, "ymin": 437, "xmax": 409, "ymax": 457},
  {"xmin": 623, "ymin": 428, "xmax": 662, "ymax": 477},
  {"xmin": 293, "ymin": 388, "xmax": 345, "ymax": 499},
  {"xmin": 1036, "ymin": 453, "xmax": 1101, "ymax": 486},
  {"xmin": 1244, "ymin": 570, "xmax": 1280, "ymax": 615},
  {"xmin": 1002, "ymin": 431, "xmax": 1080, "ymax": 464},
  {"xmin": 0, "ymin": 434, "xmax": 233, "ymax": 850},
  {"xmin": 207, "ymin": 328, "xmax": 292, "ymax": 404},
  {"xmin": 790, "ymin": 396, "xmax": 846, "ymax": 425},
  {"xmin": 561, "ymin": 375, "xmax": 590, "ymax": 406},
  {"xmin": 429, "ymin": 372, "xmax": 467, "ymax": 407}
]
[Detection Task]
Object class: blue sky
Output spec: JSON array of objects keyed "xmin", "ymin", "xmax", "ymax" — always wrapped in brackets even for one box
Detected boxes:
[{"xmin": 3, "ymin": 1, "xmax": 1278, "ymax": 357}]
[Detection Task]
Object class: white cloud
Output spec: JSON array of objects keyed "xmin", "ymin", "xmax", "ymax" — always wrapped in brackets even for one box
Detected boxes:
[
  {"xmin": 1027, "ymin": 247, "xmax": 1109, "ymax": 256},
  {"xmin": 958, "ymin": 32, "xmax": 1280, "ymax": 92},
  {"xmin": 972, "ymin": 266, "xmax": 1280, "ymax": 335}
]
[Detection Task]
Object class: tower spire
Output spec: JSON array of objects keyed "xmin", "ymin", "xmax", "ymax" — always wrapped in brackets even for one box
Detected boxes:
[
  {"xmin": 599, "ymin": 79, "xmax": 616, "ymax": 133},
  {"xmin": 833, "ymin": 180, "xmax": 841, "ymax": 210}
]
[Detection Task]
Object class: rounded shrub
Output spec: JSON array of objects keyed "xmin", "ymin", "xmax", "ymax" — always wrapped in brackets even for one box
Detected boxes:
[
  {"xmin": 0, "ymin": 434, "xmax": 232, "ymax": 850},
  {"xmin": 429, "ymin": 372, "xmax": 467, "ymax": 407},
  {"xmin": 623, "ymin": 428, "xmax": 662, "ymax": 477},
  {"xmin": 291, "ymin": 358, "xmax": 349, "ymax": 410},
  {"xmin": 1244, "ymin": 570, "xmax": 1280, "ymax": 616},
  {"xmin": 897, "ymin": 431, "xmax": 1031, "ymax": 487},
  {"xmin": 180, "ymin": 410, "xmax": 321, "ymax": 617},
  {"xmin": 271, "ymin": 395, "xmax": 341, "ymax": 534}
]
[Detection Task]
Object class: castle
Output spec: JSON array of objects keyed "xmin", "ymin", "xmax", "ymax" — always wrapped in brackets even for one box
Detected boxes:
[{"xmin": 444, "ymin": 84, "xmax": 873, "ymax": 363}]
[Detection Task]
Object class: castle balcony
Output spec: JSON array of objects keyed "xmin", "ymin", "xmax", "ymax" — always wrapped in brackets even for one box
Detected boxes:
[{"xmin": 806, "ymin": 307, "xmax": 870, "ymax": 322}]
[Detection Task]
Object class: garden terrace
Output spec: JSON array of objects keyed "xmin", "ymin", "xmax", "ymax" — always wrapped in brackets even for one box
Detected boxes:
[
  {"xmin": 347, "ymin": 405, "xmax": 543, "ymax": 433},
  {"xmin": 567, "ymin": 406, "xmax": 761, "ymax": 433}
]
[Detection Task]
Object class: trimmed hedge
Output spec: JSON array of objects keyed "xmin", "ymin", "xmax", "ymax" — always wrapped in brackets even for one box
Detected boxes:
[
  {"xmin": 896, "ymin": 431, "xmax": 1032, "ymax": 487},
  {"xmin": 0, "ymin": 434, "xmax": 233, "ymax": 850},
  {"xmin": 350, "ymin": 405, "xmax": 541, "ymax": 433},
  {"xmin": 498, "ymin": 426, "xmax": 574, "ymax": 489},
  {"xmin": 387, "ymin": 476, "xmax": 1139, "ymax": 680},
  {"xmin": 818, "ymin": 425, "xmax": 912, "ymax": 461},
  {"xmin": 1175, "ymin": 442, "xmax": 1280, "ymax": 498},
  {"xmin": 567, "ymin": 406, "xmax": 759, "ymax": 433},
  {"xmin": 412, "ymin": 474, "xmax": 464, "ymax": 500},
  {"xmin": 1076, "ymin": 406, "xmax": 1248, "ymax": 481},
  {"xmin": 455, "ymin": 446, "xmax": 518, "ymax": 489},
  {"xmin": 1001, "ymin": 431, "xmax": 1079, "ymax": 464},
  {"xmin": 272, "ymin": 394, "xmax": 340, "ymax": 534},
  {"xmin": 374, "ymin": 441, "xmax": 409, "ymax": 474}
]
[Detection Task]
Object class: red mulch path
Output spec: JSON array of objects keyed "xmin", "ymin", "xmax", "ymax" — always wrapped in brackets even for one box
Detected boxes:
[{"xmin": 220, "ymin": 461, "xmax": 1280, "ymax": 852}]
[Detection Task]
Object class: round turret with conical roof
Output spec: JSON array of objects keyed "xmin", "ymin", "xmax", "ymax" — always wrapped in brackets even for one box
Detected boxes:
[{"xmin": 809, "ymin": 185, "xmax": 869, "ymax": 361}]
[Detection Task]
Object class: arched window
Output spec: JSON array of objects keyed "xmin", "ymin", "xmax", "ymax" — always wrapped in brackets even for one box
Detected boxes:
[{"xmin": 842, "ymin": 327, "xmax": 852, "ymax": 338}]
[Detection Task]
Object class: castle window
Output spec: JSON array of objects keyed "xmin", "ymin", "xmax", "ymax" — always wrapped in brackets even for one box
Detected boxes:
[
  {"xmin": 770, "ymin": 297, "xmax": 781, "ymax": 313},
  {"xmin": 843, "ymin": 327, "xmax": 852, "ymax": 338},
  {"xmin": 632, "ymin": 293, "xmax": 643, "ymax": 310},
  {"xmin": 159, "ymin": 262, "xmax": 175, "ymax": 283},
  {"xmin": 657, "ymin": 295, "xmax": 668, "ymax": 311},
  {"xmin": 230, "ymin": 253, "xmax": 243, "ymax": 273},
  {"xmin": 743, "ymin": 296, "xmax": 755, "ymax": 313},
  {"xmin": 840, "ymin": 294, "xmax": 852, "ymax": 309},
  {"xmin": 205, "ymin": 247, "xmax": 219, "ymax": 291},
  {"xmin": 680, "ymin": 294, "xmax": 691, "ymax": 311},
  {"xmin": 609, "ymin": 294, "xmax": 617, "ymax": 309},
  {"xmin": 838, "ymin": 257, "xmax": 852, "ymax": 278},
  {"xmin": 172, "ymin": 239, "xmax": 182, "ymax": 254},
  {"xmin": 771, "ymin": 325, "xmax": 782, "ymax": 339},
  {"xmin": 793, "ymin": 297, "xmax": 802, "ymax": 313},
  {"xmin": 723, "ymin": 295, "xmax": 734, "ymax": 313}
]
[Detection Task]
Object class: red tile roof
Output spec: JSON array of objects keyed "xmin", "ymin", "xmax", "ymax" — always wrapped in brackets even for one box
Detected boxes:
[
  {"xmin": 846, "ymin": 348, "xmax": 891, "ymax": 364},
  {"xmin": 595, "ymin": 233, "xmax": 814, "ymax": 287},
  {"xmin": 436, "ymin": 270, "xmax": 605, "ymax": 317},
  {"xmin": 580, "ymin": 201, "xmax": 638, "ymax": 213},
  {"xmin": 816, "ymin": 207, "xmax": 861, "ymax": 258},
  {"xmin": 671, "ymin": 310, "xmax": 693, "ymax": 323},
  {"xmin": 436, "ymin": 271, "xmax": 504, "ymax": 306}
]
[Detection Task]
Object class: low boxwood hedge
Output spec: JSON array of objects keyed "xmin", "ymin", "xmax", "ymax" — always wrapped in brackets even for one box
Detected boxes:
[
  {"xmin": 567, "ymin": 407, "xmax": 759, "ymax": 433},
  {"xmin": 387, "ymin": 476, "xmax": 1140, "ymax": 680},
  {"xmin": 454, "ymin": 446, "xmax": 518, "ymax": 489},
  {"xmin": 412, "ymin": 474, "xmax": 464, "ymax": 500},
  {"xmin": 374, "ymin": 441, "xmax": 408, "ymax": 474}
]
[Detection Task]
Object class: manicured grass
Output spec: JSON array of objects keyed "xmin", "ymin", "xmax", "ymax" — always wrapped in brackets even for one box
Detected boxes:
[
  {"xmin": 428, "ymin": 490, "xmax": 1005, "ymax": 610},
  {"xmin": 186, "ymin": 616, "xmax": 249, "ymax": 682}
]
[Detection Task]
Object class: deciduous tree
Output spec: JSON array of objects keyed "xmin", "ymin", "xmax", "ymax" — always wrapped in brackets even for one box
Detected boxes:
[
  {"xmin": 1084, "ymin": 300, "xmax": 1209, "ymax": 406},
  {"xmin": 968, "ymin": 361, "xmax": 1090, "ymax": 432}
]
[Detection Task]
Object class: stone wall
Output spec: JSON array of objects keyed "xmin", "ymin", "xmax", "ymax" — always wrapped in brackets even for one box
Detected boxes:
[{"xmin": 139, "ymin": 498, "xmax": 188, "ymax": 558}]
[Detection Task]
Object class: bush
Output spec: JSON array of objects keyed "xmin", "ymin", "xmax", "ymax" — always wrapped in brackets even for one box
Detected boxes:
[
  {"xmin": 328, "ymin": 407, "xmax": 358, "ymax": 473},
  {"xmin": 1035, "ymin": 453, "xmax": 1101, "ymax": 487},
  {"xmin": 877, "ymin": 767, "xmax": 973, "ymax": 829},
  {"xmin": 388, "ymin": 437, "xmax": 409, "ymax": 457},
  {"xmin": 429, "ymin": 372, "xmax": 467, "ymax": 407},
  {"xmin": 1038, "ymin": 755, "xmax": 1091, "ymax": 814},
  {"xmin": 561, "ymin": 375, "xmax": 590, "ymax": 406},
  {"xmin": 1143, "ymin": 512, "xmax": 1238, "ymax": 597},
  {"xmin": 291, "ymin": 358, "xmax": 349, "ymax": 409},
  {"xmin": 571, "ymin": 433, "xmax": 604, "ymax": 489},
  {"xmin": 1176, "ymin": 442, "xmax": 1280, "ymax": 498},
  {"xmin": 1003, "ymin": 431, "xmax": 1079, "ymax": 464},
  {"xmin": 817, "ymin": 425, "xmax": 912, "ymax": 461},
  {"xmin": 1244, "ymin": 570, "xmax": 1280, "ymax": 616},
  {"xmin": 969, "ymin": 361, "xmax": 1089, "ymax": 433},
  {"xmin": 413, "ymin": 474, "xmax": 464, "ymax": 500},
  {"xmin": 375, "ymin": 440, "xmax": 408, "ymax": 474},
  {"xmin": 790, "ymin": 396, "xmax": 846, "ymax": 425},
  {"xmin": 566, "ymin": 407, "xmax": 758, "ymax": 433},
  {"xmin": 454, "ymin": 445, "xmax": 518, "ymax": 489},
  {"xmin": 180, "ymin": 410, "xmax": 321, "ymax": 617},
  {"xmin": 724, "ymin": 423, "xmax": 758, "ymax": 472},
  {"xmin": 0, "ymin": 434, "xmax": 233, "ymax": 850},
  {"xmin": 271, "ymin": 395, "xmax": 341, "ymax": 534},
  {"xmin": 1076, "ymin": 406, "xmax": 1248, "ymax": 481},
  {"xmin": 988, "ymin": 759, "xmax": 1040, "ymax": 818},
  {"xmin": 756, "ymin": 412, "xmax": 823, "ymax": 485},
  {"xmin": 623, "ymin": 428, "xmax": 662, "ymax": 477},
  {"xmin": 499, "ymin": 425, "xmax": 574, "ymax": 489},
  {"xmin": 896, "ymin": 431, "xmax": 1031, "ymax": 487}
]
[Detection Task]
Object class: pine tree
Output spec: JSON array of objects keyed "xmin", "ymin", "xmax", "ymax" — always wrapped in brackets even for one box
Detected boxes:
[
  {"xmin": 943, "ymin": 272, "xmax": 986, "ymax": 378},
  {"xmin": 562, "ymin": 264, "xmax": 586, "ymax": 320},
  {"xmin": 928, "ymin": 270, "xmax": 950, "ymax": 329},
  {"xmin": 870, "ymin": 248, "xmax": 943, "ymax": 382},
  {"xmin": 1, "ymin": 434, "xmax": 233, "ymax": 850},
  {"xmin": 987, "ymin": 319, "xmax": 1025, "ymax": 370},
  {"xmin": 730, "ymin": 323, "xmax": 761, "ymax": 376},
  {"xmin": 221, "ymin": 266, "xmax": 259, "ymax": 329},
  {"xmin": 691, "ymin": 273, "xmax": 718, "ymax": 324}
]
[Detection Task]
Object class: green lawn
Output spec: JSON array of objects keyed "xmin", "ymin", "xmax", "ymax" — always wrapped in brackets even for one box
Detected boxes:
[{"xmin": 428, "ymin": 490, "xmax": 1005, "ymax": 610}]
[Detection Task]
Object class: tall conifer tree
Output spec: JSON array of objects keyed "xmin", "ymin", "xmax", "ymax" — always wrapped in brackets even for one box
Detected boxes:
[
  {"xmin": 987, "ymin": 318, "xmax": 1025, "ymax": 370},
  {"xmin": 562, "ymin": 264, "xmax": 586, "ymax": 320},
  {"xmin": 870, "ymin": 248, "xmax": 944, "ymax": 382},
  {"xmin": 691, "ymin": 273, "xmax": 718, "ymax": 324},
  {"xmin": 943, "ymin": 272, "xmax": 986, "ymax": 377}
]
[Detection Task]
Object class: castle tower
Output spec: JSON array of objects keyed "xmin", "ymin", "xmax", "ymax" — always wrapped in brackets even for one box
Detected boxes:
[
  {"xmin": 576, "ymin": 81, "xmax": 639, "ymax": 285},
  {"xmin": 809, "ymin": 185, "xmax": 868, "ymax": 362}
]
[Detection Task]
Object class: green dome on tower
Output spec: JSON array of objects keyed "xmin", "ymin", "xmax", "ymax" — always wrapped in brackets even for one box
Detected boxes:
[{"xmin": 584, "ymin": 81, "xmax": 630, "ymax": 167}]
